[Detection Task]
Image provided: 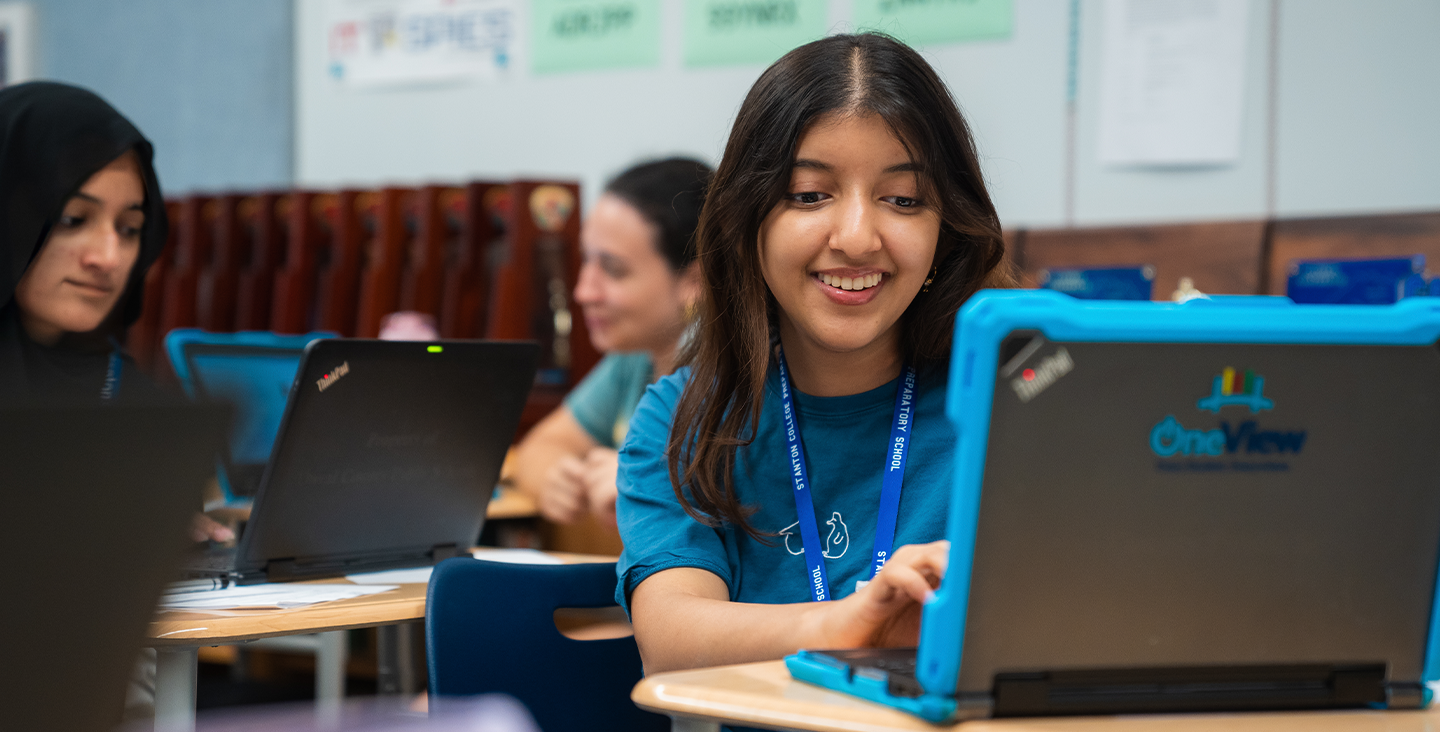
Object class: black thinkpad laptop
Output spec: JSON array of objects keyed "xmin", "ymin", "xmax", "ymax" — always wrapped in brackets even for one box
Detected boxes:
[
  {"xmin": 188, "ymin": 339, "xmax": 537, "ymax": 584},
  {"xmin": 1, "ymin": 403, "xmax": 227, "ymax": 732},
  {"xmin": 789, "ymin": 290, "xmax": 1440, "ymax": 721}
]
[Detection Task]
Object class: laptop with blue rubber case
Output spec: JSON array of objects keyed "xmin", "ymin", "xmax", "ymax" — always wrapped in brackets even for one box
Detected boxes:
[
  {"xmin": 787, "ymin": 289, "xmax": 1440, "ymax": 721},
  {"xmin": 165, "ymin": 329, "xmax": 335, "ymax": 502}
]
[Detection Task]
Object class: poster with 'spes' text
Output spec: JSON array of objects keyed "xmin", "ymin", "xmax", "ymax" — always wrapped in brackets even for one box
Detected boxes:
[
  {"xmin": 531, "ymin": 0, "xmax": 662, "ymax": 74},
  {"xmin": 325, "ymin": 0, "xmax": 516, "ymax": 87},
  {"xmin": 852, "ymin": 0, "xmax": 1012, "ymax": 47},
  {"xmin": 683, "ymin": 0, "xmax": 828, "ymax": 67}
]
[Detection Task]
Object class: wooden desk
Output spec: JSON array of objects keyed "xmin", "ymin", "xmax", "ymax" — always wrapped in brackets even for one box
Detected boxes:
[
  {"xmin": 486, "ymin": 485, "xmax": 539, "ymax": 520},
  {"xmin": 147, "ymin": 550, "xmax": 613, "ymax": 732},
  {"xmin": 633, "ymin": 660, "xmax": 1440, "ymax": 732}
]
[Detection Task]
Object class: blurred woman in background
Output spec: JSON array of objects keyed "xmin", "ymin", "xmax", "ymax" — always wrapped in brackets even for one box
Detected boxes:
[{"xmin": 510, "ymin": 158, "xmax": 711, "ymax": 531}]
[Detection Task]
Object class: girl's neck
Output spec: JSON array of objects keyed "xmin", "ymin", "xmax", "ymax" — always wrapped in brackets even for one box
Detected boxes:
[
  {"xmin": 649, "ymin": 338, "xmax": 678, "ymax": 378},
  {"xmin": 777, "ymin": 318, "xmax": 902, "ymax": 397}
]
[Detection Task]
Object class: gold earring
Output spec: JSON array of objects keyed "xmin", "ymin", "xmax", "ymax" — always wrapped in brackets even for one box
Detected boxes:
[
  {"xmin": 922, "ymin": 265, "xmax": 937, "ymax": 293},
  {"xmin": 683, "ymin": 301, "xmax": 698, "ymax": 322}
]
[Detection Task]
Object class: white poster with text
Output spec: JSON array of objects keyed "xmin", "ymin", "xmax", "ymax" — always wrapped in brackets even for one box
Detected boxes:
[
  {"xmin": 325, "ymin": 0, "xmax": 516, "ymax": 87},
  {"xmin": 1098, "ymin": 0, "xmax": 1249, "ymax": 166}
]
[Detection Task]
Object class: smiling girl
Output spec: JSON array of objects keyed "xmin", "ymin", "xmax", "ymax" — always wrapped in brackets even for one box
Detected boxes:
[{"xmin": 616, "ymin": 33, "xmax": 1014, "ymax": 672}]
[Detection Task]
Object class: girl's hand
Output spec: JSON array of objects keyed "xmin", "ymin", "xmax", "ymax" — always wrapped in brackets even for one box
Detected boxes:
[
  {"xmin": 811, "ymin": 540, "xmax": 949, "ymax": 649},
  {"xmin": 581, "ymin": 447, "xmax": 621, "ymax": 527},
  {"xmin": 538, "ymin": 455, "xmax": 589, "ymax": 524}
]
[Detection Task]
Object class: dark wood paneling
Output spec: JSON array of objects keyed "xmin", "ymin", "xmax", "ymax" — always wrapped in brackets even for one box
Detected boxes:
[
  {"xmin": 312, "ymin": 191, "xmax": 364, "ymax": 336},
  {"xmin": 234, "ymin": 194, "xmax": 285, "ymax": 331},
  {"xmin": 354, "ymin": 188, "xmax": 409, "ymax": 339},
  {"xmin": 1022, "ymin": 221, "xmax": 1269, "ymax": 298},
  {"xmin": 1266, "ymin": 212, "xmax": 1440, "ymax": 295}
]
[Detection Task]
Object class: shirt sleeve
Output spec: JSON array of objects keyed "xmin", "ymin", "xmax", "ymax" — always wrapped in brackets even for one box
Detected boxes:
[
  {"xmin": 614, "ymin": 369, "xmax": 733, "ymax": 614},
  {"xmin": 562, "ymin": 354, "xmax": 627, "ymax": 447}
]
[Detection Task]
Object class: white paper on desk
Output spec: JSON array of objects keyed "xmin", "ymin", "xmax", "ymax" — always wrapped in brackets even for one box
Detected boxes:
[
  {"xmin": 1098, "ymin": 0, "xmax": 1249, "ymax": 166},
  {"xmin": 473, "ymin": 548, "xmax": 562, "ymax": 565},
  {"xmin": 346, "ymin": 566, "xmax": 435, "ymax": 584},
  {"xmin": 159, "ymin": 583, "xmax": 399, "ymax": 610}
]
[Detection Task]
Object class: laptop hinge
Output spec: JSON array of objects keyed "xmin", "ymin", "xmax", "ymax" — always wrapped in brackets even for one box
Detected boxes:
[
  {"xmin": 992, "ymin": 663, "xmax": 1387, "ymax": 717},
  {"xmin": 261, "ymin": 543, "xmax": 462, "ymax": 583}
]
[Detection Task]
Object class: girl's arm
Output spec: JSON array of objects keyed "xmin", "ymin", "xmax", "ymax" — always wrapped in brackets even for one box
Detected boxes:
[
  {"xmin": 630, "ymin": 540, "xmax": 949, "ymax": 673},
  {"xmin": 509, "ymin": 406, "xmax": 600, "ymax": 523}
]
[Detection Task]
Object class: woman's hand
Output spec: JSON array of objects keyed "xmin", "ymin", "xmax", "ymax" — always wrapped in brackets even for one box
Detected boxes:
[
  {"xmin": 537, "ymin": 455, "xmax": 589, "ymax": 524},
  {"xmin": 190, "ymin": 512, "xmax": 235, "ymax": 543},
  {"xmin": 581, "ymin": 447, "xmax": 621, "ymax": 527},
  {"xmin": 811, "ymin": 540, "xmax": 949, "ymax": 649}
]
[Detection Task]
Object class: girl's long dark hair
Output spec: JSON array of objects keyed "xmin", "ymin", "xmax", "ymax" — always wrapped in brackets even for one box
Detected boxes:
[{"xmin": 668, "ymin": 33, "xmax": 1014, "ymax": 539}]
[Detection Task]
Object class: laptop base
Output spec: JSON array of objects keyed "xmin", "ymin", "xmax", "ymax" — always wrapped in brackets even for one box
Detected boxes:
[{"xmin": 787, "ymin": 650, "xmax": 1418, "ymax": 723}]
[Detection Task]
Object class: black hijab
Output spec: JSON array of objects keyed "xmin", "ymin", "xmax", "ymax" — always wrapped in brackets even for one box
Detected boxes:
[{"xmin": 0, "ymin": 81, "xmax": 168, "ymax": 402}]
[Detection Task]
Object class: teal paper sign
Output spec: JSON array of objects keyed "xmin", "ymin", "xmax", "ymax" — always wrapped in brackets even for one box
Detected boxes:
[
  {"xmin": 684, "ymin": 0, "xmax": 828, "ymax": 67},
  {"xmin": 532, "ymin": 0, "xmax": 662, "ymax": 74},
  {"xmin": 852, "ymin": 0, "xmax": 1012, "ymax": 46}
]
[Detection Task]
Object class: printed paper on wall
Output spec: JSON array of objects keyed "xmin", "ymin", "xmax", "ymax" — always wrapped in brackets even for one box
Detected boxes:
[
  {"xmin": 683, "ymin": 0, "xmax": 828, "ymax": 68},
  {"xmin": 1098, "ymin": 0, "xmax": 1250, "ymax": 166},
  {"xmin": 531, "ymin": 0, "xmax": 662, "ymax": 74},
  {"xmin": 325, "ymin": 0, "xmax": 516, "ymax": 87}
]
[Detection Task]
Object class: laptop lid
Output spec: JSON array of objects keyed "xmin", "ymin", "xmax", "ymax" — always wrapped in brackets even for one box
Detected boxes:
[
  {"xmin": 233, "ymin": 339, "xmax": 538, "ymax": 582},
  {"xmin": 0, "ymin": 403, "xmax": 227, "ymax": 732},
  {"xmin": 923, "ymin": 290, "xmax": 1440, "ymax": 711}
]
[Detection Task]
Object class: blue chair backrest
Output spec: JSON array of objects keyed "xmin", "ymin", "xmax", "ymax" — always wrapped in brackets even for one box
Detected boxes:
[
  {"xmin": 426, "ymin": 558, "xmax": 667, "ymax": 732},
  {"xmin": 163, "ymin": 329, "xmax": 334, "ymax": 502}
]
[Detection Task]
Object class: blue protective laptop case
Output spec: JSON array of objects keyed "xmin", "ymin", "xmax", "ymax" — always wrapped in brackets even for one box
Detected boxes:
[{"xmin": 787, "ymin": 289, "xmax": 1440, "ymax": 721}]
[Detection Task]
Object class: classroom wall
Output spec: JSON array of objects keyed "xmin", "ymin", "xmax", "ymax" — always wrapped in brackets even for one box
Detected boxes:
[
  {"xmin": 288, "ymin": 0, "xmax": 1439, "ymax": 228},
  {"xmin": 27, "ymin": 0, "xmax": 294, "ymax": 195}
]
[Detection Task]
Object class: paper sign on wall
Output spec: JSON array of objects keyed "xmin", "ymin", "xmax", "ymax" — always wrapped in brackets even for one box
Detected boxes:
[
  {"xmin": 852, "ymin": 0, "xmax": 1012, "ymax": 47},
  {"xmin": 531, "ymin": 0, "xmax": 662, "ymax": 74},
  {"xmin": 1098, "ymin": 0, "xmax": 1249, "ymax": 166},
  {"xmin": 683, "ymin": 0, "xmax": 827, "ymax": 68},
  {"xmin": 325, "ymin": 0, "xmax": 516, "ymax": 87}
]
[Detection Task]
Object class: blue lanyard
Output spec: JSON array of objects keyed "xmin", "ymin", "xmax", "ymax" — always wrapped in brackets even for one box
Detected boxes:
[
  {"xmin": 777, "ymin": 349, "xmax": 916, "ymax": 602},
  {"xmin": 101, "ymin": 339, "xmax": 123, "ymax": 401}
]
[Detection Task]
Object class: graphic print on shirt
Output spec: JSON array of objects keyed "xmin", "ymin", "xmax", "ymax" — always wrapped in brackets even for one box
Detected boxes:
[{"xmin": 781, "ymin": 511, "xmax": 849, "ymax": 559}]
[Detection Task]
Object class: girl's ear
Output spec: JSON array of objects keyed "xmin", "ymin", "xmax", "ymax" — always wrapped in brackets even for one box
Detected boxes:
[{"xmin": 678, "ymin": 262, "xmax": 703, "ymax": 312}]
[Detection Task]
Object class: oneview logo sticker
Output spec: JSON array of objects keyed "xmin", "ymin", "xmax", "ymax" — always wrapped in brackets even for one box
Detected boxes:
[{"xmin": 1150, "ymin": 367, "xmax": 1306, "ymax": 472}]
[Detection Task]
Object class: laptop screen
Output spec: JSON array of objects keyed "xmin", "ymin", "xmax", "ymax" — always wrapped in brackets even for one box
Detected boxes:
[
  {"xmin": 184, "ymin": 344, "xmax": 306, "ymax": 491},
  {"xmin": 957, "ymin": 335, "xmax": 1440, "ymax": 692}
]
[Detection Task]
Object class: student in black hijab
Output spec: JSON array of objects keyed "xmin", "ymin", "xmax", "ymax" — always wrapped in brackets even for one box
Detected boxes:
[{"xmin": 0, "ymin": 81, "xmax": 168, "ymax": 403}]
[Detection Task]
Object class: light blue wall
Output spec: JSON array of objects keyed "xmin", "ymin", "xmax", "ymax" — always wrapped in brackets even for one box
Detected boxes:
[
  {"xmin": 30, "ymin": 0, "xmax": 293, "ymax": 195},
  {"xmin": 295, "ymin": 0, "xmax": 1440, "ymax": 228}
]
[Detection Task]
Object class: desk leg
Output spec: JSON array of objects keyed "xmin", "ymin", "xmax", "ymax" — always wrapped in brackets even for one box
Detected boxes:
[
  {"xmin": 153, "ymin": 647, "xmax": 198, "ymax": 732},
  {"xmin": 316, "ymin": 630, "xmax": 348, "ymax": 721},
  {"xmin": 670, "ymin": 717, "xmax": 721, "ymax": 732}
]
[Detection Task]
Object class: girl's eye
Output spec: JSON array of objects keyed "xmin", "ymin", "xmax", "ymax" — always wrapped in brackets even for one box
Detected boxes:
[
  {"xmin": 789, "ymin": 191, "xmax": 828, "ymax": 205},
  {"xmin": 885, "ymin": 196, "xmax": 922, "ymax": 209},
  {"xmin": 58, "ymin": 215, "xmax": 86, "ymax": 228}
]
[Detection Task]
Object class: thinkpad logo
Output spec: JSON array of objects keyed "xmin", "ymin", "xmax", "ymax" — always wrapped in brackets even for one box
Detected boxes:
[
  {"xmin": 316, "ymin": 362, "xmax": 350, "ymax": 392},
  {"xmin": 1010, "ymin": 348, "xmax": 1073, "ymax": 403}
]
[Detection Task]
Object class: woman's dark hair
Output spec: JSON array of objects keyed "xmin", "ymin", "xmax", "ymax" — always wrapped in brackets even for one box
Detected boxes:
[
  {"xmin": 603, "ymin": 157, "xmax": 713, "ymax": 271},
  {"xmin": 667, "ymin": 33, "xmax": 1015, "ymax": 539}
]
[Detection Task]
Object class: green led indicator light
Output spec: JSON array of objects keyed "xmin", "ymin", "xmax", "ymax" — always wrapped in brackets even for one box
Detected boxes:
[{"xmin": 427, "ymin": 345, "xmax": 443, "ymax": 353}]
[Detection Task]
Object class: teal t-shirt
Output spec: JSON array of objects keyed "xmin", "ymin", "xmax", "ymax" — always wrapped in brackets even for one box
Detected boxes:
[
  {"xmin": 615, "ymin": 362, "xmax": 954, "ymax": 612},
  {"xmin": 564, "ymin": 351, "xmax": 653, "ymax": 448}
]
